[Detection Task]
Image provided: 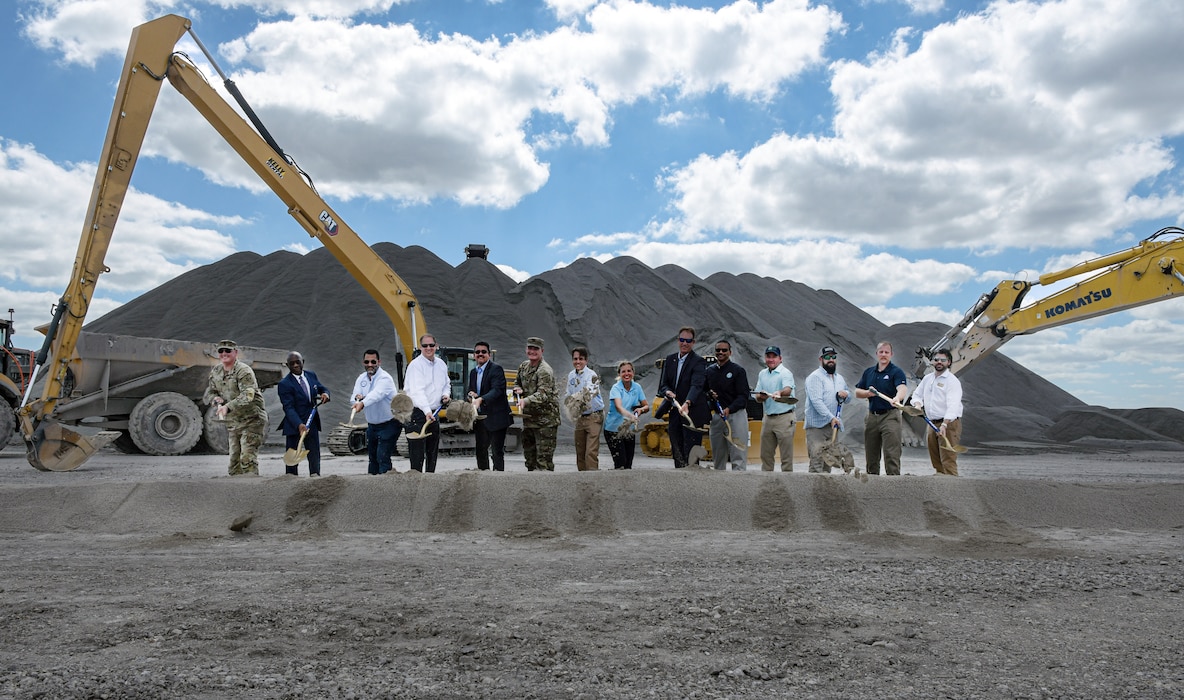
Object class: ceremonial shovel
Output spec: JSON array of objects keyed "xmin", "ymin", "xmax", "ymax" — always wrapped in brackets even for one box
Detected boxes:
[
  {"xmin": 751, "ymin": 391, "xmax": 797, "ymax": 405},
  {"xmin": 921, "ymin": 415, "xmax": 968, "ymax": 453},
  {"xmin": 283, "ymin": 398, "xmax": 324, "ymax": 467},
  {"xmin": 406, "ymin": 406, "xmax": 443, "ymax": 440},
  {"xmin": 711, "ymin": 397, "xmax": 746, "ymax": 449},
  {"xmin": 818, "ymin": 402, "xmax": 855, "ymax": 473},
  {"xmin": 671, "ymin": 398, "xmax": 708, "ymax": 432},
  {"xmin": 869, "ymin": 386, "xmax": 924, "ymax": 416}
]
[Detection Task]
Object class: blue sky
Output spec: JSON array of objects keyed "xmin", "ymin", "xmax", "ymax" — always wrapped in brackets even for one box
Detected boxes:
[{"xmin": 3, "ymin": 0, "xmax": 1184, "ymax": 410}]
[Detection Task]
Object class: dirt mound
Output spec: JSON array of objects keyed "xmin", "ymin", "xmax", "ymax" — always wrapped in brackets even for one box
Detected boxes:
[{"xmin": 1046, "ymin": 406, "xmax": 1184, "ymax": 446}]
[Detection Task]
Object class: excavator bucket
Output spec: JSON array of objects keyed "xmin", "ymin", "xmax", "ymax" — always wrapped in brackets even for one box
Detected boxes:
[{"xmin": 26, "ymin": 421, "xmax": 119, "ymax": 472}]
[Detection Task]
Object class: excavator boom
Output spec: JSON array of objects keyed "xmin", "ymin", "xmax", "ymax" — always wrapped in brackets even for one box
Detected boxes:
[
  {"xmin": 21, "ymin": 15, "xmax": 430, "ymax": 470},
  {"xmin": 917, "ymin": 227, "xmax": 1184, "ymax": 377}
]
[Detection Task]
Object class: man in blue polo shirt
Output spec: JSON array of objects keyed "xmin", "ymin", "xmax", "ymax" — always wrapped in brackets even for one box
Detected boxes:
[
  {"xmin": 753, "ymin": 345, "xmax": 796, "ymax": 471},
  {"xmin": 854, "ymin": 341, "xmax": 909, "ymax": 475}
]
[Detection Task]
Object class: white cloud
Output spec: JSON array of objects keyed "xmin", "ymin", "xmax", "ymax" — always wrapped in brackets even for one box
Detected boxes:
[
  {"xmin": 20, "ymin": 0, "xmax": 154, "ymax": 66},
  {"xmin": 0, "ymin": 140, "xmax": 240, "ymax": 293},
  {"xmin": 546, "ymin": 0, "xmax": 598, "ymax": 22},
  {"xmin": 660, "ymin": 0, "xmax": 1184, "ymax": 251},
  {"xmin": 614, "ymin": 238, "xmax": 975, "ymax": 304},
  {"xmin": 1, "ymin": 287, "xmax": 124, "ymax": 353},
  {"xmin": 495, "ymin": 263, "xmax": 531, "ymax": 282},
  {"xmin": 861, "ymin": 304, "xmax": 962, "ymax": 326},
  {"xmin": 26, "ymin": 1, "xmax": 841, "ymax": 209}
]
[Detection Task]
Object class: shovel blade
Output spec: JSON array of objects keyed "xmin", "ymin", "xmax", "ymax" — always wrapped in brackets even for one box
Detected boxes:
[
  {"xmin": 26, "ymin": 421, "xmax": 119, "ymax": 472},
  {"xmin": 941, "ymin": 439, "xmax": 968, "ymax": 454},
  {"xmin": 283, "ymin": 448, "xmax": 309, "ymax": 466}
]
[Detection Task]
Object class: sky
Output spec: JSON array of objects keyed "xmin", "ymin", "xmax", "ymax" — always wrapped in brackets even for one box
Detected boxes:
[{"xmin": 3, "ymin": 0, "xmax": 1183, "ymax": 411}]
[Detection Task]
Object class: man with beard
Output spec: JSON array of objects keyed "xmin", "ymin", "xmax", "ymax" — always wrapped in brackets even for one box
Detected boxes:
[
  {"xmin": 803, "ymin": 345, "xmax": 851, "ymax": 473},
  {"xmin": 351, "ymin": 348, "xmax": 399, "ymax": 475},
  {"xmin": 909, "ymin": 348, "xmax": 963, "ymax": 476}
]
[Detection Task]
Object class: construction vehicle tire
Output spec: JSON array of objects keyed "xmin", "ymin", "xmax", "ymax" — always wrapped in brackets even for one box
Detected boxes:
[
  {"xmin": 199, "ymin": 404, "xmax": 229, "ymax": 454},
  {"xmin": 112, "ymin": 430, "xmax": 144, "ymax": 455},
  {"xmin": 128, "ymin": 391, "xmax": 202, "ymax": 456},
  {"xmin": 0, "ymin": 403, "xmax": 15, "ymax": 452}
]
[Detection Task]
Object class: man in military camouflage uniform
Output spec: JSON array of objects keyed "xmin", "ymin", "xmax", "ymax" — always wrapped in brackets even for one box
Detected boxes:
[
  {"xmin": 204, "ymin": 340, "xmax": 268, "ymax": 476},
  {"xmin": 514, "ymin": 336, "xmax": 560, "ymax": 471}
]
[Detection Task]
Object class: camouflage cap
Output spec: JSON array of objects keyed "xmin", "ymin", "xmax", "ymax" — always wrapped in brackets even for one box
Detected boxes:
[
  {"xmin": 526, "ymin": 336, "xmax": 545, "ymax": 349},
  {"xmin": 216, "ymin": 340, "xmax": 238, "ymax": 351}
]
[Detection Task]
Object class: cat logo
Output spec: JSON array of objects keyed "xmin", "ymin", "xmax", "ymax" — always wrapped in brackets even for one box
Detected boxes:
[{"xmin": 319, "ymin": 211, "xmax": 339, "ymax": 236}]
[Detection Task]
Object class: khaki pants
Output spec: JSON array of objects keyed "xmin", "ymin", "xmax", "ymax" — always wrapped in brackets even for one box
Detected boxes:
[
  {"xmin": 864, "ymin": 410, "xmax": 902, "ymax": 475},
  {"xmin": 760, "ymin": 412, "xmax": 795, "ymax": 471},
  {"xmin": 574, "ymin": 411, "xmax": 602, "ymax": 471},
  {"xmin": 926, "ymin": 417, "xmax": 961, "ymax": 476},
  {"xmin": 806, "ymin": 426, "xmax": 834, "ymax": 473}
]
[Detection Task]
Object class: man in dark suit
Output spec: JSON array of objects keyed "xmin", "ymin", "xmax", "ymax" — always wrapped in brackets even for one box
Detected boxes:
[
  {"xmin": 277, "ymin": 351, "xmax": 330, "ymax": 476},
  {"xmin": 658, "ymin": 325, "xmax": 710, "ymax": 468},
  {"xmin": 468, "ymin": 340, "xmax": 513, "ymax": 471}
]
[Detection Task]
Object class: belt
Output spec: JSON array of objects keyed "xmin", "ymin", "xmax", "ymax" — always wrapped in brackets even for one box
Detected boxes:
[
  {"xmin": 767, "ymin": 410, "xmax": 793, "ymax": 416},
  {"xmin": 582, "ymin": 410, "xmax": 603, "ymax": 416},
  {"xmin": 869, "ymin": 409, "xmax": 896, "ymax": 415}
]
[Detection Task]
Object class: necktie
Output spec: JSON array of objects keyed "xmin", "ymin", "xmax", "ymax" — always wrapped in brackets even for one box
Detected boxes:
[
  {"xmin": 477, "ymin": 366, "xmax": 484, "ymax": 391},
  {"xmin": 299, "ymin": 374, "xmax": 310, "ymax": 399}
]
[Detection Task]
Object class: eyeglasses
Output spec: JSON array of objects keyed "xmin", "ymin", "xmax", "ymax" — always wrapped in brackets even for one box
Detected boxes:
[
  {"xmin": 821, "ymin": 355, "xmax": 837, "ymax": 360},
  {"xmin": 474, "ymin": 350, "xmax": 489, "ymax": 355},
  {"xmin": 421, "ymin": 343, "xmax": 436, "ymax": 348},
  {"xmin": 934, "ymin": 357, "xmax": 950, "ymax": 363},
  {"xmin": 363, "ymin": 360, "xmax": 378, "ymax": 365},
  {"xmin": 217, "ymin": 349, "xmax": 234, "ymax": 354},
  {"xmin": 715, "ymin": 348, "xmax": 730, "ymax": 354},
  {"xmin": 677, "ymin": 337, "xmax": 694, "ymax": 344}
]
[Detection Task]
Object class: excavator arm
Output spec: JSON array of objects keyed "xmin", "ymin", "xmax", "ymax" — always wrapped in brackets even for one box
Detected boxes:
[
  {"xmin": 917, "ymin": 227, "xmax": 1184, "ymax": 377},
  {"xmin": 20, "ymin": 14, "xmax": 427, "ymax": 470}
]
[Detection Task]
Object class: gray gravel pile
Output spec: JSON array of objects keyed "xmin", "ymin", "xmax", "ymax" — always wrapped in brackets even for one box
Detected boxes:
[{"xmin": 79, "ymin": 245, "xmax": 1122, "ymax": 448}]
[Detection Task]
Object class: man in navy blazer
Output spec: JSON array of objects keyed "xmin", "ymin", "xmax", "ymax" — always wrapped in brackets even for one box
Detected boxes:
[
  {"xmin": 468, "ymin": 340, "xmax": 513, "ymax": 471},
  {"xmin": 277, "ymin": 351, "xmax": 330, "ymax": 476},
  {"xmin": 658, "ymin": 325, "xmax": 710, "ymax": 468}
]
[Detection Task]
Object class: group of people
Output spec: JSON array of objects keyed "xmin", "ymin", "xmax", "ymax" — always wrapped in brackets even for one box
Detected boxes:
[{"xmin": 202, "ymin": 329, "xmax": 963, "ymax": 478}]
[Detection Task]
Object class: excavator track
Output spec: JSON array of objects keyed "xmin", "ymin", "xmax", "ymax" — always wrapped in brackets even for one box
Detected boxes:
[{"xmin": 326, "ymin": 424, "xmax": 367, "ymax": 456}]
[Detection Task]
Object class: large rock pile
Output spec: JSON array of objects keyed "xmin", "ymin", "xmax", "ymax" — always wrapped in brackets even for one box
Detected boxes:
[{"xmin": 86, "ymin": 244, "xmax": 1182, "ymax": 450}]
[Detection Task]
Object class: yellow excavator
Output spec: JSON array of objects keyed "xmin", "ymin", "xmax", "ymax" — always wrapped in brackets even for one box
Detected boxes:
[
  {"xmin": 18, "ymin": 14, "xmax": 505, "ymax": 470},
  {"xmin": 916, "ymin": 227, "xmax": 1184, "ymax": 376}
]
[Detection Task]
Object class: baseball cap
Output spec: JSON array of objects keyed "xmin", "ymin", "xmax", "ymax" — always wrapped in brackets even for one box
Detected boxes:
[
  {"xmin": 820, "ymin": 345, "xmax": 837, "ymax": 356},
  {"xmin": 216, "ymin": 340, "xmax": 237, "ymax": 351},
  {"xmin": 764, "ymin": 345, "xmax": 781, "ymax": 356},
  {"xmin": 526, "ymin": 336, "xmax": 545, "ymax": 349}
]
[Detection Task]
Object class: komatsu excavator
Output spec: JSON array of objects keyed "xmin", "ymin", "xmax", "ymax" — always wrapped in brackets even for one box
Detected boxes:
[
  {"xmin": 916, "ymin": 227, "xmax": 1184, "ymax": 377},
  {"xmin": 19, "ymin": 14, "xmax": 505, "ymax": 470}
]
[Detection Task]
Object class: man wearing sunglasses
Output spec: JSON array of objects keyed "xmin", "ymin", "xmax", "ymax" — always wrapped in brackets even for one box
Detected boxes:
[
  {"xmin": 204, "ymin": 340, "xmax": 267, "ymax": 476},
  {"xmin": 804, "ymin": 345, "xmax": 851, "ymax": 473},
  {"xmin": 705, "ymin": 339, "xmax": 749, "ymax": 471},
  {"xmin": 468, "ymin": 341, "xmax": 512, "ymax": 471},
  {"xmin": 657, "ymin": 326, "xmax": 709, "ymax": 468},
  {"xmin": 352, "ymin": 348, "xmax": 399, "ymax": 475},
  {"xmin": 404, "ymin": 334, "xmax": 450, "ymax": 473}
]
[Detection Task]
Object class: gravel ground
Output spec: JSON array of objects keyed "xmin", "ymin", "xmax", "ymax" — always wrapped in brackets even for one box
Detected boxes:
[{"xmin": 0, "ymin": 446, "xmax": 1181, "ymax": 699}]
